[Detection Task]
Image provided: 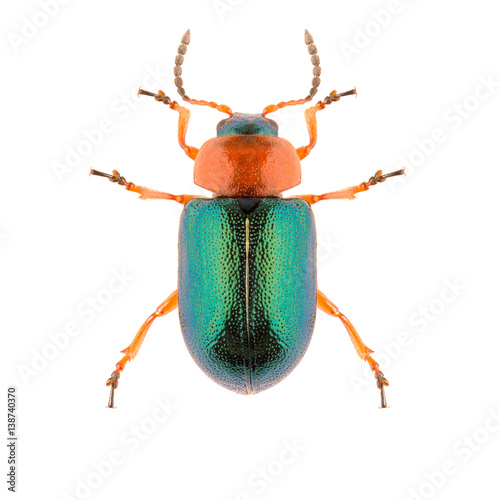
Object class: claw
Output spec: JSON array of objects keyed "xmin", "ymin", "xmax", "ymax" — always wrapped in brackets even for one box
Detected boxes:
[
  {"xmin": 106, "ymin": 371, "xmax": 120, "ymax": 409},
  {"xmin": 138, "ymin": 88, "xmax": 174, "ymax": 106},
  {"xmin": 375, "ymin": 372, "xmax": 389, "ymax": 409},
  {"xmin": 368, "ymin": 168, "xmax": 406, "ymax": 186},
  {"xmin": 90, "ymin": 169, "xmax": 127, "ymax": 186},
  {"xmin": 379, "ymin": 383, "xmax": 388, "ymax": 409},
  {"xmin": 334, "ymin": 87, "xmax": 358, "ymax": 100}
]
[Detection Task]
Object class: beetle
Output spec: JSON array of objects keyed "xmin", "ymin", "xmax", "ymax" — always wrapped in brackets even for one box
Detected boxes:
[{"xmin": 91, "ymin": 29, "xmax": 404, "ymax": 409}]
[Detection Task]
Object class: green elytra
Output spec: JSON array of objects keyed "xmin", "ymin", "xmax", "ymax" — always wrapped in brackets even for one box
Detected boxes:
[{"xmin": 178, "ymin": 197, "xmax": 317, "ymax": 394}]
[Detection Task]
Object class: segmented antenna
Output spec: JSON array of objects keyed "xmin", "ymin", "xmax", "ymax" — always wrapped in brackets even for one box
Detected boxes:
[
  {"xmin": 304, "ymin": 29, "xmax": 321, "ymax": 99},
  {"xmin": 173, "ymin": 29, "xmax": 190, "ymax": 99},
  {"xmin": 174, "ymin": 30, "xmax": 233, "ymax": 116},
  {"xmin": 262, "ymin": 30, "xmax": 322, "ymax": 116}
]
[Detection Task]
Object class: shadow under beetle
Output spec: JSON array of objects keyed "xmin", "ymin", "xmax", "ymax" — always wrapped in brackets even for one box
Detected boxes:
[{"xmin": 91, "ymin": 30, "xmax": 404, "ymax": 409}]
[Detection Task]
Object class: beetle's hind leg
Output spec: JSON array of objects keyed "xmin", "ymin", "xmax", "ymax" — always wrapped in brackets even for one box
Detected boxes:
[
  {"xmin": 317, "ymin": 290, "xmax": 389, "ymax": 408},
  {"xmin": 106, "ymin": 290, "xmax": 178, "ymax": 408}
]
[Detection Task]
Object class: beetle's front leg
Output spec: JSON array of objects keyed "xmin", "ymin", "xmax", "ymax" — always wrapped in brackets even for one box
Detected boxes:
[
  {"xmin": 90, "ymin": 169, "xmax": 201, "ymax": 205},
  {"xmin": 317, "ymin": 290, "xmax": 389, "ymax": 408},
  {"xmin": 293, "ymin": 168, "xmax": 405, "ymax": 204},
  {"xmin": 295, "ymin": 88, "xmax": 358, "ymax": 160},
  {"xmin": 137, "ymin": 88, "xmax": 199, "ymax": 160},
  {"xmin": 106, "ymin": 290, "xmax": 178, "ymax": 408}
]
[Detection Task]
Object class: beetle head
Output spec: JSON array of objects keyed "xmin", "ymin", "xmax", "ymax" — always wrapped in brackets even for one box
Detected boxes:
[{"xmin": 216, "ymin": 113, "xmax": 278, "ymax": 137}]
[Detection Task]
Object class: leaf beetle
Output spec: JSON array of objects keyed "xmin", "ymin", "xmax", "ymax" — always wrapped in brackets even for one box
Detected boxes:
[{"xmin": 91, "ymin": 29, "xmax": 404, "ymax": 409}]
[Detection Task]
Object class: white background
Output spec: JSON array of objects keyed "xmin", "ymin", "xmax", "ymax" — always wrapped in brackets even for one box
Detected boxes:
[{"xmin": 2, "ymin": 0, "xmax": 500, "ymax": 499}]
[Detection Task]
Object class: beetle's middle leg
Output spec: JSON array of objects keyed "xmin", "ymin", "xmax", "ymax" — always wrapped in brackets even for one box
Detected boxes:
[
  {"xmin": 293, "ymin": 168, "xmax": 405, "ymax": 204},
  {"xmin": 106, "ymin": 290, "xmax": 178, "ymax": 408},
  {"xmin": 317, "ymin": 289, "xmax": 389, "ymax": 408},
  {"xmin": 90, "ymin": 169, "xmax": 201, "ymax": 205}
]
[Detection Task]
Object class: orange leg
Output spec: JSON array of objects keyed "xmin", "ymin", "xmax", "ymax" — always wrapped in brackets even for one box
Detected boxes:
[
  {"xmin": 295, "ymin": 88, "xmax": 357, "ymax": 160},
  {"xmin": 293, "ymin": 168, "xmax": 405, "ymax": 204},
  {"xmin": 137, "ymin": 88, "xmax": 199, "ymax": 160},
  {"xmin": 106, "ymin": 290, "xmax": 178, "ymax": 408},
  {"xmin": 90, "ymin": 169, "xmax": 201, "ymax": 205},
  {"xmin": 317, "ymin": 290, "xmax": 389, "ymax": 408}
]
